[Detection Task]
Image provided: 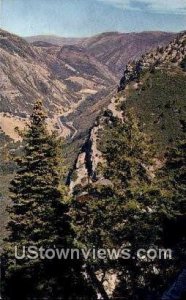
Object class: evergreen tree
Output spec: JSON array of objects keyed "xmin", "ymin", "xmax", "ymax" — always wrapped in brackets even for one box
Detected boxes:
[
  {"xmin": 72, "ymin": 111, "xmax": 170, "ymax": 299},
  {"xmin": 3, "ymin": 100, "xmax": 94, "ymax": 299}
]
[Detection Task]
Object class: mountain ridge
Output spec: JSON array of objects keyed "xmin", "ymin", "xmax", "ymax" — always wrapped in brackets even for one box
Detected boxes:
[
  {"xmin": 69, "ymin": 31, "xmax": 186, "ymax": 193},
  {"xmin": 25, "ymin": 30, "xmax": 174, "ymax": 46},
  {"xmin": 0, "ymin": 28, "xmax": 185, "ymax": 247},
  {"xmin": 0, "ymin": 28, "xmax": 176, "ymax": 145},
  {"xmin": 0, "ymin": 28, "xmax": 116, "ymax": 121},
  {"xmin": 25, "ymin": 31, "xmax": 176, "ymax": 77}
]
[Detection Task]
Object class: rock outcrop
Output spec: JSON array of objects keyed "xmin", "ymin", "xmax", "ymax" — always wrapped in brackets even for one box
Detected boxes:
[
  {"xmin": 69, "ymin": 32, "xmax": 186, "ymax": 193},
  {"xmin": 118, "ymin": 31, "xmax": 186, "ymax": 91}
]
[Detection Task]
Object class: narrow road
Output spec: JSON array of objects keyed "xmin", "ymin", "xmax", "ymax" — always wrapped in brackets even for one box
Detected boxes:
[{"xmin": 57, "ymin": 95, "xmax": 86, "ymax": 139}]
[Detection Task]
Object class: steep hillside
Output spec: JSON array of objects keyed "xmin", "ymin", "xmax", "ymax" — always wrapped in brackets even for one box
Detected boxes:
[
  {"xmin": 69, "ymin": 31, "xmax": 186, "ymax": 192},
  {"xmin": 0, "ymin": 29, "xmax": 176, "ymax": 164},
  {"xmin": 0, "ymin": 128, "xmax": 20, "ymax": 246},
  {"xmin": 0, "ymin": 29, "xmax": 116, "ymax": 118},
  {"xmin": 26, "ymin": 31, "xmax": 176, "ymax": 78},
  {"xmin": 125, "ymin": 69, "xmax": 186, "ymax": 149},
  {"xmin": 0, "ymin": 29, "xmax": 184, "ymax": 175},
  {"xmin": 83, "ymin": 31, "xmax": 175, "ymax": 76}
]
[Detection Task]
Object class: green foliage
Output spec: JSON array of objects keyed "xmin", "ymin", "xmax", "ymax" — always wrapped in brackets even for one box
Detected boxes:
[
  {"xmin": 0, "ymin": 130, "xmax": 19, "ymax": 175},
  {"xmin": 7, "ymin": 100, "xmax": 71, "ymax": 246},
  {"xmin": 72, "ymin": 111, "xmax": 171, "ymax": 297},
  {"xmin": 125, "ymin": 69, "xmax": 186, "ymax": 152},
  {"xmin": 3, "ymin": 100, "xmax": 95, "ymax": 299},
  {"xmin": 71, "ymin": 63, "xmax": 186, "ymax": 298},
  {"xmin": 0, "ymin": 130, "xmax": 20, "ymax": 248},
  {"xmin": 158, "ymin": 139, "xmax": 186, "ymax": 264},
  {"xmin": 99, "ymin": 110, "xmax": 155, "ymax": 196}
]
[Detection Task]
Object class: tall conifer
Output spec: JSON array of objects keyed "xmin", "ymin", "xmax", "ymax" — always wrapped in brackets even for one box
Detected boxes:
[
  {"xmin": 3, "ymin": 100, "xmax": 94, "ymax": 299},
  {"xmin": 72, "ymin": 111, "xmax": 167, "ymax": 298}
]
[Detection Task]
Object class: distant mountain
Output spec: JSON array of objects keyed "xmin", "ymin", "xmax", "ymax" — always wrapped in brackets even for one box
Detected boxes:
[
  {"xmin": 25, "ymin": 31, "xmax": 176, "ymax": 78},
  {"xmin": 25, "ymin": 35, "xmax": 87, "ymax": 47},
  {"xmin": 0, "ymin": 29, "xmax": 116, "ymax": 120},
  {"xmin": 0, "ymin": 29, "xmax": 175, "ymax": 145},
  {"xmin": 83, "ymin": 31, "xmax": 176, "ymax": 76},
  {"xmin": 0, "ymin": 28, "xmax": 179, "ymax": 171}
]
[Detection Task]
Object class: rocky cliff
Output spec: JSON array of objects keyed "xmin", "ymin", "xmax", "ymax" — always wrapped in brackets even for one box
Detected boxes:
[{"xmin": 69, "ymin": 31, "xmax": 186, "ymax": 193}]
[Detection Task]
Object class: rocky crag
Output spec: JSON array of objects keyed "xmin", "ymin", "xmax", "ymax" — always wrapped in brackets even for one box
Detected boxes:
[{"xmin": 69, "ymin": 31, "xmax": 186, "ymax": 193}]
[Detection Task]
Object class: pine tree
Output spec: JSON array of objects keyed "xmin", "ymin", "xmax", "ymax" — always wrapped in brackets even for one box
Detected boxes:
[
  {"xmin": 3, "ymin": 100, "xmax": 94, "ymax": 299},
  {"xmin": 100, "ymin": 110, "xmax": 155, "ymax": 197},
  {"xmin": 72, "ymin": 110, "xmax": 169, "ymax": 298}
]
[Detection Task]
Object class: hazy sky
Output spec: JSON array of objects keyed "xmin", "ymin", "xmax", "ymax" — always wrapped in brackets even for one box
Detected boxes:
[{"xmin": 0, "ymin": 0, "xmax": 186, "ymax": 37}]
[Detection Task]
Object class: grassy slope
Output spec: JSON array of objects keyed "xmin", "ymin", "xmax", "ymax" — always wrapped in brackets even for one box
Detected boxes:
[
  {"xmin": 125, "ymin": 68, "xmax": 186, "ymax": 152},
  {"xmin": 0, "ymin": 131, "xmax": 18, "ymax": 247},
  {"xmin": 0, "ymin": 174, "xmax": 12, "ymax": 248}
]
